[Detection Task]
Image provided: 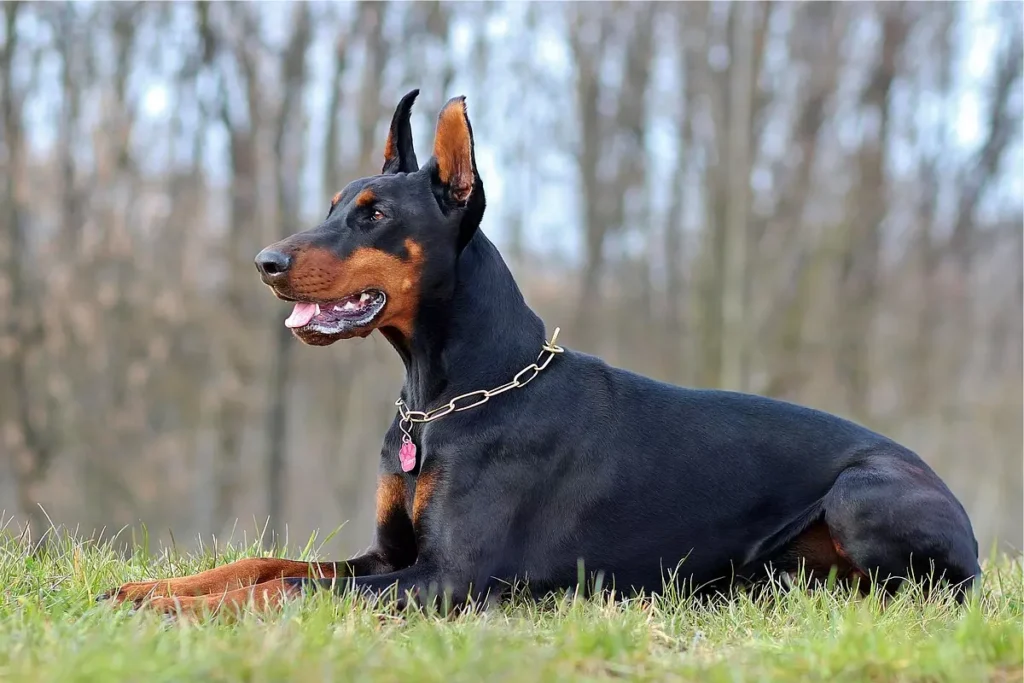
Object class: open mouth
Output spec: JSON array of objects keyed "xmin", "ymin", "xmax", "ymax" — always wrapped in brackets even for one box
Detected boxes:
[{"xmin": 283, "ymin": 289, "xmax": 386, "ymax": 334}]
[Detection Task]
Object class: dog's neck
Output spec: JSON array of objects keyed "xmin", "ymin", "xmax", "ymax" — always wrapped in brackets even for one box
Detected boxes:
[{"xmin": 383, "ymin": 230, "xmax": 546, "ymax": 412}]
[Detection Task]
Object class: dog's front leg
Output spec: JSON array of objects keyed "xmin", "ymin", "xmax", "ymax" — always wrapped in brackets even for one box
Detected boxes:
[
  {"xmin": 141, "ymin": 564, "xmax": 469, "ymax": 618},
  {"xmin": 101, "ymin": 472, "xmax": 418, "ymax": 608},
  {"xmin": 98, "ymin": 557, "xmax": 342, "ymax": 604},
  {"xmin": 98, "ymin": 550, "xmax": 408, "ymax": 607}
]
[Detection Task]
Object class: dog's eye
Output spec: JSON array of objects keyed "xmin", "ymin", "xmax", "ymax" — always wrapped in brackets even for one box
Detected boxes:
[{"xmin": 371, "ymin": 210, "xmax": 386, "ymax": 221}]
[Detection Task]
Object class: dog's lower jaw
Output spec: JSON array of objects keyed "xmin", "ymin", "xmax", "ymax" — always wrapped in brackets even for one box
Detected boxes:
[
  {"xmin": 292, "ymin": 327, "xmax": 373, "ymax": 346},
  {"xmin": 290, "ymin": 311, "xmax": 384, "ymax": 345}
]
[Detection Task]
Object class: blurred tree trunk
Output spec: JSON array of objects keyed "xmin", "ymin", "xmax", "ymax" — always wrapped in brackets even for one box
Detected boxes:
[
  {"xmin": 352, "ymin": 1, "xmax": 387, "ymax": 176},
  {"xmin": 690, "ymin": 3, "xmax": 726, "ymax": 388},
  {"xmin": 661, "ymin": 27, "xmax": 690, "ymax": 384},
  {"xmin": 719, "ymin": 1, "xmax": 756, "ymax": 392},
  {"xmin": 0, "ymin": 1, "xmax": 52, "ymax": 539},
  {"xmin": 322, "ymin": 10, "xmax": 349, "ymax": 201},
  {"xmin": 835, "ymin": 5, "xmax": 904, "ymax": 420},
  {"xmin": 55, "ymin": 4, "xmax": 82, "ymax": 256},
  {"xmin": 905, "ymin": 5, "xmax": 955, "ymax": 418},
  {"xmin": 497, "ymin": 8, "xmax": 533, "ymax": 272},
  {"xmin": 760, "ymin": 3, "xmax": 840, "ymax": 400},
  {"xmin": 569, "ymin": 4, "xmax": 654, "ymax": 353},
  {"xmin": 906, "ymin": 159, "xmax": 942, "ymax": 419},
  {"xmin": 691, "ymin": 2, "xmax": 770, "ymax": 390},
  {"xmin": 89, "ymin": 2, "xmax": 144, "ymax": 524},
  {"xmin": 569, "ymin": 8, "xmax": 611, "ymax": 350}
]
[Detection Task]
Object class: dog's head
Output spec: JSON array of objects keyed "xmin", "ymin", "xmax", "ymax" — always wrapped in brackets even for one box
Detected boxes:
[{"xmin": 255, "ymin": 90, "xmax": 485, "ymax": 346}]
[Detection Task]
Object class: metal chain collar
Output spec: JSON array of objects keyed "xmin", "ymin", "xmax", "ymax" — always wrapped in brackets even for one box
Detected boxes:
[{"xmin": 395, "ymin": 327, "xmax": 564, "ymax": 440}]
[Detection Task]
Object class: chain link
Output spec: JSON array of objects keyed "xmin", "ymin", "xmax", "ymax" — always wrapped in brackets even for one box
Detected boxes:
[{"xmin": 395, "ymin": 327, "xmax": 564, "ymax": 429}]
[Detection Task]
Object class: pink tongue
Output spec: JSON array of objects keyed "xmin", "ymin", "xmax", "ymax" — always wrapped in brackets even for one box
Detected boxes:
[{"xmin": 284, "ymin": 302, "xmax": 318, "ymax": 329}]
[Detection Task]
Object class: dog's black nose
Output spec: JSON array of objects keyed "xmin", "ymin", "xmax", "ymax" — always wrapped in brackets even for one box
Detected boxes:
[{"xmin": 255, "ymin": 248, "xmax": 292, "ymax": 279}]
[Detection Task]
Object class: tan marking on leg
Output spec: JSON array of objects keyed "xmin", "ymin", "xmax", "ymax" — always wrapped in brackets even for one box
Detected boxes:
[
  {"xmin": 413, "ymin": 470, "xmax": 438, "ymax": 528},
  {"xmin": 144, "ymin": 578, "xmax": 302, "ymax": 620},
  {"xmin": 377, "ymin": 473, "xmax": 408, "ymax": 527}
]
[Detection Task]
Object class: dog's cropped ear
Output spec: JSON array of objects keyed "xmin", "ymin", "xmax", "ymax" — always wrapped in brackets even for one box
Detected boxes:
[
  {"xmin": 430, "ymin": 96, "xmax": 477, "ymax": 208},
  {"xmin": 382, "ymin": 89, "xmax": 420, "ymax": 175}
]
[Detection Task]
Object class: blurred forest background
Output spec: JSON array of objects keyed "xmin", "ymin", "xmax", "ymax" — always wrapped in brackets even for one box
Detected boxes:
[{"xmin": 0, "ymin": 1, "xmax": 1021, "ymax": 559}]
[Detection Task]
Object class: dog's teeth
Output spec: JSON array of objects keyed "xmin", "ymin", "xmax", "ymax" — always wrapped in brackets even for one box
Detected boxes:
[
  {"xmin": 359, "ymin": 292, "xmax": 370, "ymax": 303},
  {"xmin": 343, "ymin": 301, "xmax": 358, "ymax": 311},
  {"xmin": 314, "ymin": 304, "xmax": 321, "ymax": 316}
]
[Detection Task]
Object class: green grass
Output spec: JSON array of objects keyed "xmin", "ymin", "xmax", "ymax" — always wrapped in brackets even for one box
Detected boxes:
[{"xmin": 0, "ymin": 523, "xmax": 1020, "ymax": 683}]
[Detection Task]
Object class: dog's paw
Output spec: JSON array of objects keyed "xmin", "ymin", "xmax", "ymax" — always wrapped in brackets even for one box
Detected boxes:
[{"xmin": 97, "ymin": 580, "xmax": 164, "ymax": 605}]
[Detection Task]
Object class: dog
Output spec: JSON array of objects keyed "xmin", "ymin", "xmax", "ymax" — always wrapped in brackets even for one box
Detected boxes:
[{"xmin": 100, "ymin": 90, "xmax": 981, "ymax": 617}]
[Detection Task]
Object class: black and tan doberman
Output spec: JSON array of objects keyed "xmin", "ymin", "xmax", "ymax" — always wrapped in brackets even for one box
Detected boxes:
[{"xmin": 101, "ymin": 90, "xmax": 980, "ymax": 617}]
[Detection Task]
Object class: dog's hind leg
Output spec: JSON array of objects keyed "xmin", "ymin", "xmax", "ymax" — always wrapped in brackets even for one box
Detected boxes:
[{"xmin": 821, "ymin": 451, "xmax": 981, "ymax": 602}]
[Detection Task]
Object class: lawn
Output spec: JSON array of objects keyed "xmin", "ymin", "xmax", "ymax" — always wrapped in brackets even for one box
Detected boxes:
[{"xmin": 0, "ymin": 523, "xmax": 1020, "ymax": 683}]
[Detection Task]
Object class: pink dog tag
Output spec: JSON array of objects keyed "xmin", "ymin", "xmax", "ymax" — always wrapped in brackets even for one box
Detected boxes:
[{"xmin": 399, "ymin": 441, "xmax": 417, "ymax": 472}]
